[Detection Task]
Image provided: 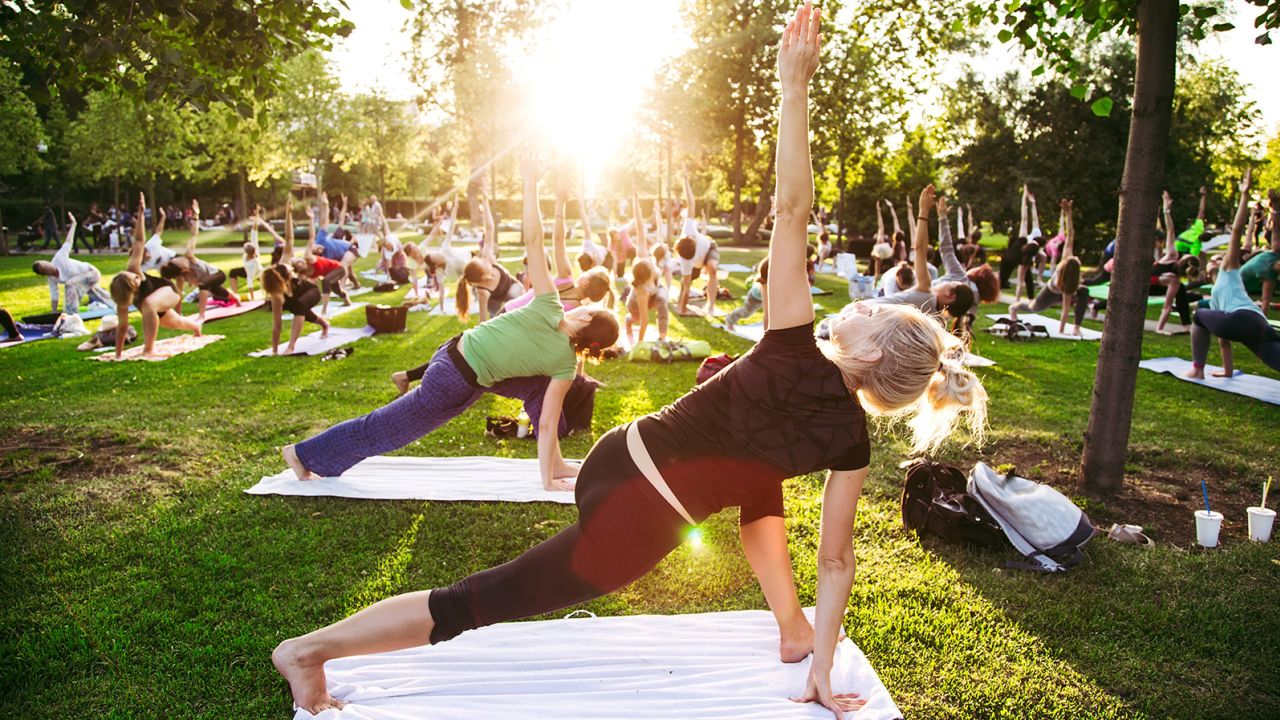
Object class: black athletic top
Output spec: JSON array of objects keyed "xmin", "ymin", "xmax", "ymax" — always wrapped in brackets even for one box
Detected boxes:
[
  {"xmin": 639, "ymin": 323, "xmax": 870, "ymax": 524},
  {"xmin": 282, "ymin": 277, "xmax": 320, "ymax": 315},
  {"xmin": 135, "ymin": 274, "xmax": 175, "ymax": 304},
  {"xmin": 486, "ymin": 265, "xmax": 516, "ymax": 317}
]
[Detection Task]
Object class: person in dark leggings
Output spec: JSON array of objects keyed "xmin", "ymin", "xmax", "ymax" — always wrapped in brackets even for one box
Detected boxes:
[
  {"xmin": 0, "ymin": 306, "xmax": 22, "ymax": 341},
  {"xmin": 271, "ymin": 15, "xmax": 988, "ymax": 717},
  {"xmin": 1010, "ymin": 199, "xmax": 1090, "ymax": 336},
  {"xmin": 261, "ymin": 198, "xmax": 331, "ymax": 355},
  {"xmin": 1187, "ymin": 174, "xmax": 1280, "ymax": 378},
  {"xmin": 159, "ymin": 200, "xmax": 237, "ymax": 320}
]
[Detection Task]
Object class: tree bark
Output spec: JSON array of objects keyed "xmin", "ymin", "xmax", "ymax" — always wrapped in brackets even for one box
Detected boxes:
[
  {"xmin": 236, "ymin": 170, "xmax": 248, "ymax": 223},
  {"xmin": 731, "ymin": 122, "xmax": 745, "ymax": 243},
  {"xmin": 743, "ymin": 152, "xmax": 776, "ymax": 244},
  {"xmin": 1079, "ymin": 0, "xmax": 1178, "ymax": 493}
]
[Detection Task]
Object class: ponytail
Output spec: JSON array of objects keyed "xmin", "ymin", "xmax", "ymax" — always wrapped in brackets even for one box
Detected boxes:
[
  {"xmin": 909, "ymin": 358, "xmax": 988, "ymax": 455},
  {"xmin": 456, "ymin": 276, "xmax": 471, "ymax": 321}
]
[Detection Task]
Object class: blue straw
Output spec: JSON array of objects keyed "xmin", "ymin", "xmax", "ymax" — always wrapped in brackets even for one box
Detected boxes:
[{"xmin": 1201, "ymin": 480, "xmax": 1211, "ymax": 515}]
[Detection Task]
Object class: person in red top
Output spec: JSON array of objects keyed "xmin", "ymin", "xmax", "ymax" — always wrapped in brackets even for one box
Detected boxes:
[{"xmin": 295, "ymin": 225, "xmax": 352, "ymax": 315}]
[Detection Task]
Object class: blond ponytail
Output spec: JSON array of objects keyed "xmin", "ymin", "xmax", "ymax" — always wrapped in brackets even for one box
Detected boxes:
[{"xmin": 908, "ymin": 358, "xmax": 988, "ymax": 455}]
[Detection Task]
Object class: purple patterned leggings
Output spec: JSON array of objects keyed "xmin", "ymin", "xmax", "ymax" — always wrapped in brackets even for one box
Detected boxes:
[{"xmin": 296, "ymin": 342, "xmax": 556, "ymax": 477}]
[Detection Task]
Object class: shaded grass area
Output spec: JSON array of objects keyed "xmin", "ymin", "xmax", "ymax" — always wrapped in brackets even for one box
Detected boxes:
[{"xmin": 1, "ymin": 248, "xmax": 1277, "ymax": 719}]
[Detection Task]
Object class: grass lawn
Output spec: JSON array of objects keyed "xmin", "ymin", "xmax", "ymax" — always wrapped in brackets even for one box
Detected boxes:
[{"xmin": 1, "ymin": 244, "xmax": 1277, "ymax": 719}]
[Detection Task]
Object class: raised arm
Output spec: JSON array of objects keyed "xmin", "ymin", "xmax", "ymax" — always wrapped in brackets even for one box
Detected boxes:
[
  {"xmin": 1018, "ymin": 184, "xmax": 1029, "ymax": 238},
  {"xmin": 936, "ymin": 196, "xmax": 964, "ymax": 279},
  {"xmin": 1196, "ymin": 185, "xmax": 1208, "ymax": 221},
  {"xmin": 768, "ymin": 3, "xmax": 821, "ymax": 331},
  {"xmin": 1223, "ymin": 171, "xmax": 1252, "ymax": 271},
  {"xmin": 155, "ymin": 206, "xmax": 167, "ymax": 235},
  {"xmin": 682, "ymin": 166, "xmax": 696, "ymax": 217},
  {"xmin": 913, "ymin": 186, "xmax": 936, "ymax": 292},
  {"xmin": 521, "ymin": 153, "xmax": 555, "ymax": 296},
  {"xmin": 129, "ymin": 194, "xmax": 148, "ymax": 274},
  {"xmin": 956, "ymin": 203, "xmax": 966, "ymax": 241},
  {"xmin": 1061, "ymin": 198, "xmax": 1075, "ymax": 260},
  {"xmin": 185, "ymin": 200, "xmax": 200, "ymax": 260},
  {"xmin": 482, "ymin": 194, "xmax": 497, "ymax": 261},
  {"xmin": 1161, "ymin": 191, "xmax": 1177, "ymax": 259},
  {"xmin": 905, "ymin": 195, "xmax": 916, "ymax": 240},
  {"xmin": 886, "ymin": 199, "xmax": 902, "ymax": 237},
  {"xmin": 320, "ymin": 192, "xmax": 331, "ymax": 232},
  {"xmin": 57, "ymin": 212, "xmax": 77, "ymax": 259},
  {"xmin": 1028, "ymin": 191, "xmax": 1041, "ymax": 235},
  {"xmin": 281, "ymin": 198, "xmax": 296, "ymax": 263},
  {"xmin": 875, "ymin": 200, "xmax": 885, "ymax": 241},
  {"xmin": 552, "ymin": 175, "xmax": 573, "ymax": 279}
]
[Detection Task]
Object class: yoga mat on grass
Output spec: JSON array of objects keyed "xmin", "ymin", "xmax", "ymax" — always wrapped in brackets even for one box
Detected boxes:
[
  {"xmin": 718, "ymin": 262, "xmax": 755, "ymax": 273},
  {"xmin": 247, "ymin": 455, "xmax": 576, "ymax": 503},
  {"xmin": 347, "ymin": 287, "xmax": 374, "ymax": 298},
  {"xmin": 282, "ymin": 302, "xmax": 367, "ymax": 321},
  {"xmin": 93, "ymin": 334, "xmax": 224, "ymax": 362},
  {"xmin": 200, "ymin": 299, "xmax": 265, "ymax": 322},
  {"xmin": 1085, "ymin": 283, "xmax": 1170, "ymax": 306},
  {"xmin": 1139, "ymin": 357, "xmax": 1280, "ymax": 406},
  {"xmin": 248, "ymin": 326, "xmax": 375, "ymax": 357},
  {"xmin": 986, "ymin": 314, "xmax": 1102, "ymax": 341},
  {"xmin": 615, "ymin": 323, "xmax": 661, "ymax": 353},
  {"xmin": 0, "ymin": 324, "xmax": 56, "ymax": 348},
  {"xmin": 726, "ymin": 321, "xmax": 765, "ymax": 343},
  {"xmin": 291, "ymin": 607, "xmax": 902, "ymax": 720},
  {"xmin": 23, "ymin": 304, "xmax": 121, "ymax": 323}
]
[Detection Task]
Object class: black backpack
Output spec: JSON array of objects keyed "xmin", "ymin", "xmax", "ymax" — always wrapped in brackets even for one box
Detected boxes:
[
  {"xmin": 560, "ymin": 374, "xmax": 598, "ymax": 436},
  {"xmin": 900, "ymin": 459, "xmax": 1007, "ymax": 551}
]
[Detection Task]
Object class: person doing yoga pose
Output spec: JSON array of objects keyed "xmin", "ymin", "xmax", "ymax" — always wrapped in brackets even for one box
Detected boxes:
[
  {"xmin": 1185, "ymin": 174, "xmax": 1280, "ymax": 378},
  {"xmin": 675, "ymin": 169, "xmax": 721, "ymax": 317},
  {"xmin": 139, "ymin": 205, "xmax": 176, "ymax": 271},
  {"xmin": 621, "ymin": 184, "xmax": 671, "ymax": 343},
  {"xmin": 1010, "ymin": 199, "xmax": 1089, "ymax": 336},
  {"xmin": 1239, "ymin": 191, "xmax": 1280, "ymax": 318},
  {"xmin": 108, "ymin": 194, "xmax": 203, "ymax": 359},
  {"xmin": 228, "ymin": 208, "xmax": 262, "ymax": 301},
  {"xmin": 1175, "ymin": 185, "xmax": 1208, "ymax": 256},
  {"xmin": 457, "ymin": 195, "xmax": 521, "ymax": 322},
  {"xmin": 272, "ymin": 11, "xmax": 987, "ymax": 717},
  {"xmin": 159, "ymin": 200, "xmax": 238, "ymax": 321},
  {"xmin": 32, "ymin": 213, "xmax": 114, "ymax": 315},
  {"xmin": 296, "ymin": 153, "xmax": 617, "ymax": 482},
  {"xmin": 261, "ymin": 198, "xmax": 332, "ymax": 355},
  {"xmin": 1151, "ymin": 191, "xmax": 1198, "ymax": 334}
]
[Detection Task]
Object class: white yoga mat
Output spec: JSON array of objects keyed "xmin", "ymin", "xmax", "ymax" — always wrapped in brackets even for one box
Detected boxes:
[
  {"xmin": 248, "ymin": 326, "xmax": 375, "ymax": 357},
  {"xmin": 1139, "ymin": 357, "xmax": 1280, "ymax": 406},
  {"xmin": 246, "ymin": 455, "xmax": 576, "ymax": 503},
  {"xmin": 615, "ymin": 324, "xmax": 662, "ymax": 353},
  {"xmin": 283, "ymin": 302, "xmax": 367, "ymax": 322},
  {"xmin": 726, "ymin": 321, "xmax": 765, "ymax": 343},
  {"xmin": 360, "ymin": 270, "xmax": 390, "ymax": 283},
  {"xmin": 348, "ymin": 287, "xmax": 374, "ymax": 298},
  {"xmin": 986, "ymin": 314, "xmax": 1102, "ymax": 341},
  {"xmin": 718, "ymin": 262, "xmax": 755, "ymax": 273},
  {"xmin": 294, "ymin": 608, "xmax": 902, "ymax": 720}
]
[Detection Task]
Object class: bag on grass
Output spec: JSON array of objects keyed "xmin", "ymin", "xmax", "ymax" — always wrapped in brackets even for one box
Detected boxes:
[
  {"xmin": 967, "ymin": 462, "xmax": 1095, "ymax": 573},
  {"xmin": 628, "ymin": 339, "xmax": 712, "ymax": 363},
  {"xmin": 560, "ymin": 375, "xmax": 597, "ymax": 436},
  {"xmin": 900, "ymin": 459, "xmax": 1007, "ymax": 552},
  {"xmin": 696, "ymin": 353, "xmax": 737, "ymax": 384}
]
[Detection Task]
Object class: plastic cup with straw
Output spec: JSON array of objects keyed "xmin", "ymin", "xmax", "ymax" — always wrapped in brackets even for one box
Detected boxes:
[
  {"xmin": 1248, "ymin": 476, "xmax": 1275, "ymax": 543},
  {"xmin": 1196, "ymin": 480, "xmax": 1223, "ymax": 548}
]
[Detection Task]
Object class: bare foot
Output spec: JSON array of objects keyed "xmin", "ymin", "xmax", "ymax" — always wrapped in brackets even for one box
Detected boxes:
[
  {"xmin": 272, "ymin": 638, "xmax": 345, "ymax": 714},
  {"xmin": 779, "ymin": 622, "xmax": 815, "ymax": 663},
  {"xmin": 282, "ymin": 444, "xmax": 315, "ymax": 481},
  {"xmin": 391, "ymin": 371, "xmax": 410, "ymax": 396},
  {"xmin": 193, "ymin": 319, "xmax": 204, "ymax": 337},
  {"xmin": 544, "ymin": 477, "xmax": 576, "ymax": 492},
  {"xmin": 1183, "ymin": 368, "xmax": 1205, "ymax": 380},
  {"xmin": 1211, "ymin": 368, "xmax": 1233, "ymax": 378}
]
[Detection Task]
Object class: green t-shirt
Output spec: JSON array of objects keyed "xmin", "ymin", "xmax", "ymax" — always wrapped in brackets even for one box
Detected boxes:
[
  {"xmin": 1176, "ymin": 218, "xmax": 1204, "ymax": 256},
  {"xmin": 462, "ymin": 291, "xmax": 576, "ymax": 387},
  {"xmin": 1240, "ymin": 250, "xmax": 1280, "ymax": 294}
]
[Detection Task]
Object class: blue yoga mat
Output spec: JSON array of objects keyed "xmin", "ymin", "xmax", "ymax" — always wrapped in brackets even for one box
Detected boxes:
[{"xmin": 0, "ymin": 324, "xmax": 56, "ymax": 347}]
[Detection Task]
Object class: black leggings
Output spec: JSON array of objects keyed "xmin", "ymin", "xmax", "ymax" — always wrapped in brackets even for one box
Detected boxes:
[
  {"xmin": 1192, "ymin": 309, "xmax": 1280, "ymax": 372},
  {"xmin": 321, "ymin": 268, "xmax": 350, "ymax": 301},
  {"xmin": 1011, "ymin": 285, "xmax": 1090, "ymax": 326},
  {"xmin": 427, "ymin": 424, "xmax": 688, "ymax": 644},
  {"xmin": 0, "ymin": 308, "xmax": 19, "ymax": 338},
  {"xmin": 199, "ymin": 270, "xmax": 232, "ymax": 301},
  {"xmin": 285, "ymin": 285, "xmax": 323, "ymax": 325}
]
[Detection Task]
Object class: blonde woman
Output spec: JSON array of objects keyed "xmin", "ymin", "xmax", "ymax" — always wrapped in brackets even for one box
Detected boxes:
[
  {"xmin": 109, "ymin": 194, "xmax": 203, "ymax": 359},
  {"xmin": 273, "ymin": 9, "xmax": 986, "ymax": 716}
]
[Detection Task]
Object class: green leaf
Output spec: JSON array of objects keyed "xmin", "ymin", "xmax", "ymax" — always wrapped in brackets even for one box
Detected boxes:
[
  {"xmin": 1032, "ymin": 64, "xmax": 1045, "ymax": 76},
  {"xmin": 1212, "ymin": 22, "xmax": 1234, "ymax": 32},
  {"xmin": 1193, "ymin": 5, "xmax": 1216, "ymax": 19},
  {"xmin": 400, "ymin": 0, "xmax": 413, "ymax": 8},
  {"xmin": 997, "ymin": 29, "xmax": 1013, "ymax": 43},
  {"xmin": 1091, "ymin": 97, "xmax": 1114, "ymax": 117},
  {"xmin": 1070, "ymin": 84, "xmax": 1087, "ymax": 100}
]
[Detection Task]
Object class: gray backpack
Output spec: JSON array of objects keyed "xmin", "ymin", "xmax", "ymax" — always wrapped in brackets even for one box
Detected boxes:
[{"xmin": 967, "ymin": 462, "xmax": 1096, "ymax": 573}]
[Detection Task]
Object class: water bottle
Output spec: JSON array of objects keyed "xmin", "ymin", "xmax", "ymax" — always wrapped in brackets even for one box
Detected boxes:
[{"xmin": 516, "ymin": 411, "xmax": 531, "ymax": 438}]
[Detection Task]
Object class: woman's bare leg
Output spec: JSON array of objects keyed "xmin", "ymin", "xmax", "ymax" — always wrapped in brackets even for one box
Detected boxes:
[
  {"xmin": 1156, "ymin": 276, "xmax": 1178, "ymax": 331},
  {"xmin": 273, "ymin": 590, "xmax": 434, "ymax": 713},
  {"xmin": 141, "ymin": 309, "xmax": 160, "ymax": 355},
  {"xmin": 740, "ymin": 516, "xmax": 813, "ymax": 663},
  {"xmin": 160, "ymin": 308, "xmax": 202, "ymax": 335}
]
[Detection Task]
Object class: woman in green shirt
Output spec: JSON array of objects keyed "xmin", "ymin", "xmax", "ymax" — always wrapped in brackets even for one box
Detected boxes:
[{"xmin": 283, "ymin": 156, "xmax": 619, "ymax": 491}]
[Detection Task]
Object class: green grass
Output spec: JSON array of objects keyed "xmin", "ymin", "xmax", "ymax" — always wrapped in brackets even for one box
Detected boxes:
[{"xmin": 1, "ymin": 245, "xmax": 1277, "ymax": 719}]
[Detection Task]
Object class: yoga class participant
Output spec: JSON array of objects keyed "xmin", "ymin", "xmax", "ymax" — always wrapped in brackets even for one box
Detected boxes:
[
  {"xmin": 1186, "ymin": 175, "xmax": 1280, "ymax": 377},
  {"xmin": 457, "ymin": 195, "xmax": 520, "ymax": 322},
  {"xmin": 1152, "ymin": 192, "xmax": 1196, "ymax": 334},
  {"xmin": 228, "ymin": 239, "xmax": 261, "ymax": 301},
  {"xmin": 1175, "ymin": 185, "xmax": 1208, "ymax": 256},
  {"xmin": 292, "ymin": 151, "xmax": 618, "ymax": 485},
  {"xmin": 262, "ymin": 198, "xmax": 331, "ymax": 355},
  {"xmin": 1010, "ymin": 199, "xmax": 1089, "ymax": 336},
  {"xmin": 724, "ymin": 256, "xmax": 769, "ymax": 331},
  {"xmin": 32, "ymin": 213, "xmax": 114, "ymax": 315},
  {"xmin": 1239, "ymin": 191, "xmax": 1280, "ymax": 318},
  {"xmin": 675, "ymin": 169, "xmax": 722, "ymax": 317},
  {"xmin": 109, "ymin": 194, "xmax": 203, "ymax": 359},
  {"xmin": 159, "ymin": 200, "xmax": 237, "ymax": 321},
  {"xmin": 140, "ymin": 205, "xmax": 176, "ymax": 271},
  {"xmin": 313, "ymin": 192, "xmax": 362, "ymax": 285},
  {"xmin": 622, "ymin": 185, "xmax": 669, "ymax": 343},
  {"xmin": 272, "ymin": 12, "xmax": 986, "ymax": 717}
]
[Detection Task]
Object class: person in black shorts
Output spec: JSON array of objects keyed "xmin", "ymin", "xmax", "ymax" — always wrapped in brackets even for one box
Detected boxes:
[
  {"xmin": 271, "ymin": 9, "xmax": 988, "ymax": 717},
  {"xmin": 261, "ymin": 197, "xmax": 330, "ymax": 355},
  {"xmin": 158, "ymin": 200, "xmax": 238, "ymax": 320}
]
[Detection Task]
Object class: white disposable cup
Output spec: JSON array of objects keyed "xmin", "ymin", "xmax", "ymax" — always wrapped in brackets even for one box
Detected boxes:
[
  {"xmin": 1247, "ymin": 507, "xmax": 1275, "ymax": 543},
  {"xmin": 1195, "ymin": 510, "xmax": 1223, "ymax": 548}
]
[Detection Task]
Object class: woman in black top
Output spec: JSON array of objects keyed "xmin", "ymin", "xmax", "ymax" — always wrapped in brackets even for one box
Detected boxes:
[
  {"xmin": 158, "ymin": 199, "xmax": 237, "ymax": 320},
  {"xmin": 108, "ymin": 193, "xmax": 203, "ymax": 359},
  {"xmin": 456, "ymin": 194, "xmax": 520, "ymax": 322},
  {"xmin": 261, "ymin": 198, "xmax": 331, "ymax": 355},
  {"xmin": 272, "ymin": 9, "xmax": 987, "ymax": 717}
]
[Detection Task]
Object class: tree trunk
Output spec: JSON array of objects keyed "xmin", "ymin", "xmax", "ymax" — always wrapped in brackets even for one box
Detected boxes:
[
  {"xmin": 1079, "ymin": 0, "xmax": 1178, "ymax": 493},
  {"xmin": 731, "ymin": 123, "xmax": 746, "ymax": 243},
  {"xmin": 236, "ymin": 170, "xmax": 248, "ymax": 223},
  {"xmin": 743, "ymin": 152, "xmax": 777, "ymax": 244},
  {"xmin": 0, "ymin": 205, "xmax": 8, "ymax": 256},
  {"xmin": 113, "ymin": 175, "xmax": 120, "ymax": 209}
]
